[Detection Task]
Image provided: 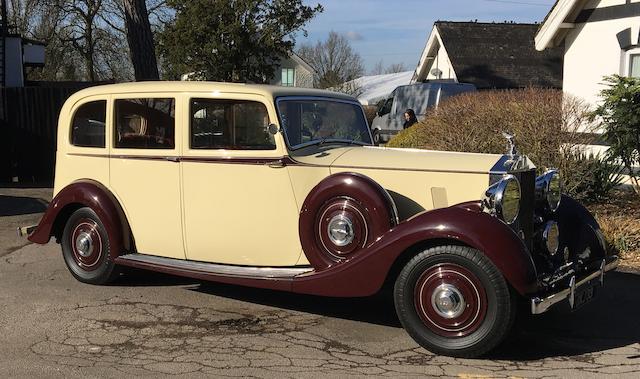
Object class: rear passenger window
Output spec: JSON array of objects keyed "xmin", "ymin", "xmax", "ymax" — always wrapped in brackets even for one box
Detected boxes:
[
  {"xmin": 190, "ymin": 99, "xmax": 275, "ymax": 150},
  {"xmin": 71, "ymin": 101, "xmax": 106, "ymax": 148},
  {"xmin": 115, "ymin": 98, "xmax": 175, "ymax": 149}
]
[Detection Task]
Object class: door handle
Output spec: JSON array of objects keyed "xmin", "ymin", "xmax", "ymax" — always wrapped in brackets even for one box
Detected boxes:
[
  {"xmin": 266, "ymin": 159, "xmax": 285, "ymax": 168},
  {"xmin": 165, "ymin": 156, "xmax": 179, "ymax": 163}
]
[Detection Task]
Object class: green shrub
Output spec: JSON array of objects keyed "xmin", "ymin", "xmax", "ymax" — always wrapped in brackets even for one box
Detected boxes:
[
  {"xmin": 563, "ymin": 153, "xmax": 624, "ymax": 203},
  {"xmin": 592, "ymin": 75, "xmax": 640, "ymax": 192},
  {"xmin": 388, "ymin": 88, "xmax": 621, "ymax": 202}
]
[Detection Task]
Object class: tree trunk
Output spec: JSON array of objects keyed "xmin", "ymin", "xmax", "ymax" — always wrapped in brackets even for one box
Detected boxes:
[{"xmin": 123, "ymin": 0, "xmax": 159, "ymax": 80}]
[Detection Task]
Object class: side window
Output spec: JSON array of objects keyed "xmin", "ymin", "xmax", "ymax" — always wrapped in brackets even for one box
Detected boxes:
[
  {"xmin": 190, "ymin": 99, "xmax": 275, "ymax": 150},
  {"xmin": 629, "ymin": 53, "xmax": 640, "ymax": 78},
  {"xmin": 114, "ymin": 98, "xmax": 175, "ymax": 149},
  {"xmin": 71, "ymin": 100, "xmax": 106, "ymax": 148},
  {"xmin": 282, "ymin": 68, "xmax": 295, "ymax": 87},
  {"xmin": 378, "ymin": 98, "xmax": 393, "ymax": 116}
]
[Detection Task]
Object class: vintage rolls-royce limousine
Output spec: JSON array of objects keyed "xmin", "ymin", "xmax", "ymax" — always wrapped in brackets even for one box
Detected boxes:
[{"xmin": 23, "ymin": 82, "xmax": 617, "ymax": 358}]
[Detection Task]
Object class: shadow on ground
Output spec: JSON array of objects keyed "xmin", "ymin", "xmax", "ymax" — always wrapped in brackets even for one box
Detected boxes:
[
  {"xmin": 112, "ymin": 267, "xmax": 640, "ymax": 361},
  {"xmin": 0, "ymin": 195, "xmax": 48, "ymax": 216}
]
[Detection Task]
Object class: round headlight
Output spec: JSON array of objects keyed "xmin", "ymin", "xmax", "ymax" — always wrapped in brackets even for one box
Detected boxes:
[
  {"xmin": 543, "ymin": 221, "xmax": 560, "ymax": 255},
  {"xmin": 483, "ymin": 174, "xmax": 521, "ymax": 224},
  {"xmin": 536, "ymin": 170, "xmax": 561, "ymax": 212},
  {"xmin": 500, "ymin": 177, "xmax": 521, "ymax": 224}
]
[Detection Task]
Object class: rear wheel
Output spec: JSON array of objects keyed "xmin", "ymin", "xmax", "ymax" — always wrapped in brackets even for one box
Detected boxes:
[
  {"xmin": 61, "ymin": 207, "xmax": 120, "ymax": 284},
  {"xmin": 394, "ymin": 245, "xmax": 515, "ymax": 358}
]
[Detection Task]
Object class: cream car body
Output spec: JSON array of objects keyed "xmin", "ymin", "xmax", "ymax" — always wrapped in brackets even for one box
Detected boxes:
[{"xmin": 27, "ymin": 82, "xmax": 617, "ymax": 358}]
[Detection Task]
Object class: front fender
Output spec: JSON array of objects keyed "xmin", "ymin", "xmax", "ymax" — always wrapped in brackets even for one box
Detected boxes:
[
  {"xmin": 555, "ymin": 194, "xmax": 609, "ymax": 263},
  {"xmin": 28, "ymin": 180, "xmax": 130, "ymax": 259},
  {"xmin": 292, "ymin": 201, "xmax": 538, "ymax": 297}
]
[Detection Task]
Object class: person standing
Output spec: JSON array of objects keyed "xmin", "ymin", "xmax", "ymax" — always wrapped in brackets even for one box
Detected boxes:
[{"xmin": 403, "ymin": 109, "xmax": 418, "ymax": 129}]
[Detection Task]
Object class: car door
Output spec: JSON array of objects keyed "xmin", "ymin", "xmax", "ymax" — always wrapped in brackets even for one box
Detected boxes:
[
  {"xmin": 180, "ymin": 93, "xmax": 301, "ymax": 266},
  {"xmin": 109, "ymin": 94, "xmax": 185, "ymax": 259}
]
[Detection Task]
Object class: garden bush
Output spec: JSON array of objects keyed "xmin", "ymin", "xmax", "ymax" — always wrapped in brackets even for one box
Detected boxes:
[{"xmin": 387, "ymin": 88, "xmax": 620, "ymax": 203}]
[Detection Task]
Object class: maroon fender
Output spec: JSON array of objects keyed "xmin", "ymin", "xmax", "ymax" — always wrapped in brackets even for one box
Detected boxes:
[
  {"xmin": 299, "ymin": 172, "xmax": 398, "ymax": 270},
  {"xmin": 28, "ymin": 180, "xmax": 130, "ymax": 259},
  {"xmin": 292, "ymin": 201, "xmax": 538, "ymax": 297}
]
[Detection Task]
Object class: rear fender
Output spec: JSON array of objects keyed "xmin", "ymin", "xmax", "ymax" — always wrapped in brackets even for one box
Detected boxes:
[{"xmin": 28, "ymin": 180, "xmax": 130, "ymax": 259}]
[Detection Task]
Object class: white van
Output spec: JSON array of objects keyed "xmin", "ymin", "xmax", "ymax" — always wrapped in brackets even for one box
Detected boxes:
[{"xmin": 371, "ymin": 82, "xmax": 476, "ymax": 143}]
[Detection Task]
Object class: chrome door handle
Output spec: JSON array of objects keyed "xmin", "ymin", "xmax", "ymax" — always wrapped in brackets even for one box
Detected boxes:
[
  {"xmin": 267, "ymin": 159, "xmax": 285, "ymax": 168},
  {"xmin": 165, "ymin": 156, "xmax": 179, "ymax": 162}
]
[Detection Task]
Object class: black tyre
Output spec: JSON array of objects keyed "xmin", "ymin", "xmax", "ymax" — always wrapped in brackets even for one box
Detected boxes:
[
  {"xmin": 394, "ymin": 245, "xmax": 516, "ymax": 358},
  {"xmin": 61, "ymin": 207, "xmax": 120, "ymax": 284},
  {"xmin": 372, "ymin": 129, "xmax": 381, "ymax": 145}
]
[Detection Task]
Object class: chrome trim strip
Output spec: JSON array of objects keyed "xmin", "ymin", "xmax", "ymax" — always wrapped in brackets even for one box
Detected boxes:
[
  {"xmin": 117, "ymin": 253, "xmax": 313, "ymax": 279},
  {"xmin": 530, "ymin": 257, "xmax": 619, "ymax": 315}
]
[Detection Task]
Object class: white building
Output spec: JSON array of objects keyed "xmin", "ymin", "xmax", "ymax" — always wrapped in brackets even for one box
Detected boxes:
[{"xmin": 535, "ymin": 0, "xmax": 640, "ymax": 106}]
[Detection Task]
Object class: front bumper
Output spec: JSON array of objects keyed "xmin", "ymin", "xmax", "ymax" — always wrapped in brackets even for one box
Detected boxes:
[{"xmin": 530, "ymin": 257, "xmax": 619, "ymax": 314}]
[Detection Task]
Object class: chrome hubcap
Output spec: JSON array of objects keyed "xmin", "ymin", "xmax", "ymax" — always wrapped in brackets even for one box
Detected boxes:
[
  {"xmin": 327, "ymin": 214, "xmax": 354, "ymax": 247},
  {"xmin": 431, "ymin": 284, "xmax": 466, "ymax": 319},
  {"xmin": 75, "ymin": 232, "xmax": 94, "ymax": 258}
]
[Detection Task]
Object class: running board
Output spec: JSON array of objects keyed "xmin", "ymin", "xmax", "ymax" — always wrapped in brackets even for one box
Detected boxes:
[{"xmin": 115, "ymin": 253, "xmax": 313, "ymax": 279}]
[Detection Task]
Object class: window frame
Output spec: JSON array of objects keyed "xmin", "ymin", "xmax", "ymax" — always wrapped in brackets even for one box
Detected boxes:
[
  {"xmin": 112, "ymin": 95, "xmax": 178, "ymax": 152},
  {"xmin": 66, "ymin": 95, "xmax": 111, "ymax": 154},
  {"xmin": 282, "ymin": 68, "xmax": 296, "ymax": 87},
  {"xmin": 625, "ymin": 47, "xmax": 640, "ymax": 78},
  {"xmin": 188, "ymin": 98, "xmax": 276, "ymax": 151},
  {"xmin": 69, "ymin": 99, "xmax": 108, "ymax": 149},
  {"xmin": 182, "ymin": 93, "xmax": 284, "ymax": 158}
]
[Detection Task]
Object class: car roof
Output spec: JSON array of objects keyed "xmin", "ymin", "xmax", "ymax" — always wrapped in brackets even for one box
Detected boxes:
[{"xmin": 67, "ymin": 81, "xmax": 358, "ymax": 102}]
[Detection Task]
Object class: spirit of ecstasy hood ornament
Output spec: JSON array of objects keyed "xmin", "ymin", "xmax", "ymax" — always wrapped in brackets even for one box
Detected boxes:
[{"xmin": 502, "ymin": 132, "xmax": 517, "ymax": 158}]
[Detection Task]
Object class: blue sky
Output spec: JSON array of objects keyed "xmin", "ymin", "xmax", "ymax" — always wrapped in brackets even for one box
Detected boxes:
[{"xmin": 298, "ymin": 0, "xmax": 557, "ymax": 73}]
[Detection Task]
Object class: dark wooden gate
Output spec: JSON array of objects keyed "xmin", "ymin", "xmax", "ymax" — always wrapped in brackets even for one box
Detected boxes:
[{"xmin": 0, "ymin": 84, "xmax": 110, "ymax": 184}]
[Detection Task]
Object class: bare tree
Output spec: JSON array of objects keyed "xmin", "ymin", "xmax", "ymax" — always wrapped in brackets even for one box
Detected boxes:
[
  {"xmin": 297, "ymin": 31, "xmax": 364, "ymax": 89},
  {"xmin": 385, "ymin": 62, "xmax": 406, "ymax": 74},
  {"xmin": 54, "ymin": 0, "xmax": 104, "ymax": 81},
  {"xmin": 370, "ymin": 60, "xmax": 385, "ymax": 75}
]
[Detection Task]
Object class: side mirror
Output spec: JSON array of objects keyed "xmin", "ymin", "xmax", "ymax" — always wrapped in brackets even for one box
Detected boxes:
[{"xmin": 268, "ymin": 124, "xmax": 279, "ymax": 135}]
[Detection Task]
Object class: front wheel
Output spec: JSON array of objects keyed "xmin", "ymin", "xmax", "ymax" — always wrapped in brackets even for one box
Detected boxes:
[
  {"xmin": 394, "ymin": 245, "xmax": 516, "ymax": 358},
  {"xmin": 61, "ymin": 207, "xmax": 120, "ymax": 284}
]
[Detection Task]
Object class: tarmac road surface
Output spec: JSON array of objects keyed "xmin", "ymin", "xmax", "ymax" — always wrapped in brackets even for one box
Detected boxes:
[
  {"xmin": 2, "ymin": 242, "xmax": 640, "ymax": 378},
  {"xmin": 1, "ymin": 188, "xmax": 640, "ymax": 378}
]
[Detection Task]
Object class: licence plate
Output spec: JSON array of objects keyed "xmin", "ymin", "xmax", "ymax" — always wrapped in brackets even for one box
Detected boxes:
[{"xmin": 572, "ymin": 280, "xmax": 599, "ymax": 310}]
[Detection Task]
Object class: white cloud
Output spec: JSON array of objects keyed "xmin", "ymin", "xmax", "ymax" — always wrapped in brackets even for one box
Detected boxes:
[{"xmin": 344, "ymin": 31, "xmax": 364, "ymax": 41}]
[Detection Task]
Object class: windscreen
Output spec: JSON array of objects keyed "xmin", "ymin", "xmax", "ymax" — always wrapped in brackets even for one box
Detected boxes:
[{"xmin": 277, "ymin": 98, "xmax": 372, "ymax": 148}]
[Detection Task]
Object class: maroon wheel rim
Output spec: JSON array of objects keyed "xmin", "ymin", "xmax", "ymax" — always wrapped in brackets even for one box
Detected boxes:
[
  {"xmin": 414, "ymin": 263, "xmax": 487, "ymax": 338},
  {"xmin": 316, "ymin": 197, "xmax": 369, "ymax": 261},
  {"xmin": 70, "ymin": 218, "xmax": 104, "ymax": 271}
]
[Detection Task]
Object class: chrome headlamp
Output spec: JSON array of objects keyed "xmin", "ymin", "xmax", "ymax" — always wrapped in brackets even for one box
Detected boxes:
[
  {"xmin": 535, "ymin": 170, "xmax": 561, "ymax": 213},
  {"xmin": 482, "ymin": 174, "xmax": 521, "ymax": 224}
]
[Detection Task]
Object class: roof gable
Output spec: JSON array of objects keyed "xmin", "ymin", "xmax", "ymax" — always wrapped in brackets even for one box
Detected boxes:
[
  {"xmin": 432, "ymin": 22, "xmax": 563, "ymax": 89},
  {"xmin": 535, "ymin": 0, "xmax": 582, "ymax": 51}
]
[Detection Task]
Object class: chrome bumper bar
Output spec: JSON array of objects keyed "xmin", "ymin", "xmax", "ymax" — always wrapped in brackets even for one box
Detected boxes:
[{"xmin": 531, "ymin": 257, "xmax": 619, "ymax": 315}]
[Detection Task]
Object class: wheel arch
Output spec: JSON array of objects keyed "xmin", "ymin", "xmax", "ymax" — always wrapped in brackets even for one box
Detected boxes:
[
  {"xmin": 28, "ymin": 179, "xmax": 134, "ymax": 258},
  {"xmin": 382, "ymin": 238, "xmax": 471, "ymax": 292}
]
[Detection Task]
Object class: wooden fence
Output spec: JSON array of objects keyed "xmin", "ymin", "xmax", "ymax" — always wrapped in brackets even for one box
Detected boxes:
[{"xmin": 0, "ymin": 84, "xmax": 99, "ymax": 184}]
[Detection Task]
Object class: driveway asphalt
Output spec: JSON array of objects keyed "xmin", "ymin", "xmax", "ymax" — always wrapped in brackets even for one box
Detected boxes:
[{"xmin": 1, "ymin": 187, "xmax": 640, "ymax": 378}]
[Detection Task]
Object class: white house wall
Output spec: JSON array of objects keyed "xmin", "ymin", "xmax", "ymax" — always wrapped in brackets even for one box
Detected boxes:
[
  {"xmin": 563, "ymin": 0, "xmax": 640, "ymax": 107},
  {"xmin": 424, "ymin": 42, "xmax": 457, "ymax": 81}
]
